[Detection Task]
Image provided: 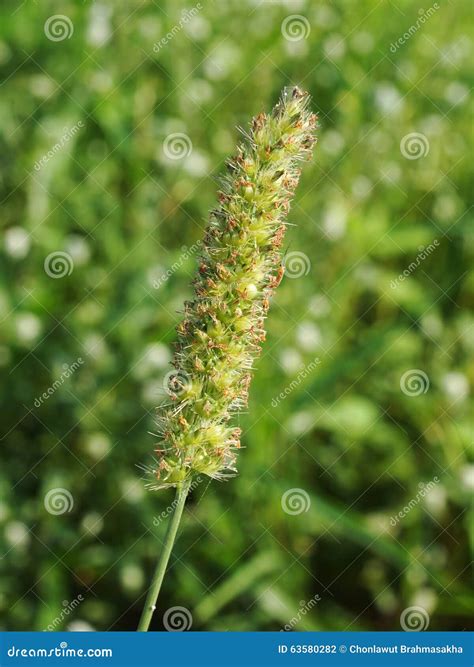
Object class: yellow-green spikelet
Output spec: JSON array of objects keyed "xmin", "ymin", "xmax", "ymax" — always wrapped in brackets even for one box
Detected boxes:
[{"xmin": 150, "ymin": 87, "xmax": 317, "ymax": 489}]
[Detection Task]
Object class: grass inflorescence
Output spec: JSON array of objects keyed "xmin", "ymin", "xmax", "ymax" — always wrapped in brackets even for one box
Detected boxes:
[{"xmin": 147, "ymin": 87, "xmax": 317, "ymax": 490}]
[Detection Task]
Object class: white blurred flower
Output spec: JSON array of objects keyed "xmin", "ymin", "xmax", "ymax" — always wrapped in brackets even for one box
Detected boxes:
[
  {"xmin": 87, "ymin": 3, "xmax": 112, "ymax": 46},
  {"xmin": 66, "ymin": 235, "xmax": 91, "ymax": 266},
  {"xmin": 324, "ymin": 34, "xmax": 346, "ymax": 60},
  {"xmin": 147, "ymin": 264, "xmax": 166, "ymax": 289},
  {"xmin": 320, "ymin": 129, "xmax": 345, "ymax": 156},
  {"xmin": 432, "ymin": 194, "xmax": 460, "ymax": 222},
  {"xmin": 144, "ymin": 343, "xmax": 172, "ymax": 369},
  {"xmin": 459, "ymin": 465, "xmax": 474, "ymax": 491},
  {"xmin": 399, "ymin": 60, "xmax": 417, "ymax": 80},
  {"xmin": 83, "ymin": 334, "xmax": 107, "ymax": 360},
  {"xmin": 374, "ymin": 83, "xmax": 403, "ymax": 115},
  {"xmin": 424, "ymin": 485, "xmax": 447, "ymax": 514},
  {"xmin": 81, "ymin": 512, "xmax": 104, "ymax": 536},
  {"xmin": 351, "ymin": 175, "xmax": 373, "ymax": 199},
  {"xmin": 380, "ymin": 162, "xmax": 402, "ymax": 185},
  {"xmin": 322, "ymin": 201, "xmax": 347, "ymax": 240},
  {"xmin": 15, "ymin": 313, "xmax": 42, "ymax": 343},
  {"xmin": 138, "ymin": 16, "xmax": 161, "ymax": 40},
  {"xmin": 29, "ymin": 74, "xmax": 56, "ymax": 99},
  {"xmin": 421, "ymin": 114, "xmax": 444, "ymax": 135},
  {"xmin": 369, "ymin": 128, "xmax": 390, "ymax": 153},
  {"xmin": 309, "ymin": 294, "xmax": 331, "ymax": 318},
  {"xmin": 182, "ymin": 14, "xmax": 210, "ymax": 41},
  {"xmin": 446, "ymin": 36, "xmax": 471, "ymax": 65},
  {"xmin": 441, "ymin": 372, "xmax": 469, "ymax": 401},
  {"xmin": 354, "ymin": 263, "xmax": 378, "ymax": 287},
  {"xmin": 284, "ymin": 39, "xmax": 309, "ymax": 59},
  {"xmin": 186, "ymin": 79, "xmax": 213, "ymax": 105},
  {"xmin": 287, "ymin": 410, "xmax": 314, "ymax": 435},
  {"xmin": 296, "ymin": 322, "xmax": 322, "ymax": 352},
  {"xmin": 420, "ymin": 313, "xmax": 443, "ymax": 339},
  {"xmin": 367, "ymin": 513, "xmax": 390, "ymax": 534},
  {"xmin": 314, "ymin": 6, "xmax": 338, "ymax": 28},
  {"xmin": 444, "ymin": 82, "xmax": 469, "ymax": 106},
  {"xmin": 456, "ymin": 315, "xmax": 474, "ymax": 353},
  {"xmin": 183, "ymin": 149, "xmax": 210, "ymax": 177},
  {"xmin": 142, "ymin": 379, "xmax": 164, "ymax": 404},
  {"xmin": 412, "ymin": 588, "xmax": 437, "ymax": 615},
  {"xmin": 67, "ymin": 621, "xmax": 95, "ymax": 632},
  {"xmin": 5, "ymin": 521, "xmax": 30, "ymax": 548},
  {"xmin": 89, "ymin": 71, "xmax": 113, "ymax": 93},
  {"xmin": 120, "ymin": 478, "xmax": 145, "ymax": 503},
  {"xmin": 279, "ymin": 348, "xmax": 303, "ymax": 374},
  {"xmin": 133, "ymin": 343, "xmax": 172, "ymax": 381},
  {"xmin": 4, "ymin": 227, "xmax": 31, "ymax": 259},
  {"xmin": 120, "ymin": 563, "xmax": 144, "ymax": 592},
  {"xmin": 204, "ymin": 43, "xmax": 239, "ymax": 80},
  {"xmin": 83, "ymin": 432, "xmax": 111, "ymax": 460}
]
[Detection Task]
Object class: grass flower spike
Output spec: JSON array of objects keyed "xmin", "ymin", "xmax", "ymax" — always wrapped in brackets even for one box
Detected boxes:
[
  {"xmin": 151, "ymin": 87, "xmax": 317, "ymax": 490},
  {"xmin": 138, "ymin": 87, "xmax": 316, "ymax": 631}
]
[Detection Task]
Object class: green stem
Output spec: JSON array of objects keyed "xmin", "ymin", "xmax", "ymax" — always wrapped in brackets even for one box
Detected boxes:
[{"xmin": 137, "ymin": 479, "xmax": 191, "ymax": 631}]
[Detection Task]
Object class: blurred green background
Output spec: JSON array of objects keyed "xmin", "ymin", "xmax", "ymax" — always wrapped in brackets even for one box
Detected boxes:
[{"xmin": 0, "ymin": 0, "xmax": 472, "ymax": 632}]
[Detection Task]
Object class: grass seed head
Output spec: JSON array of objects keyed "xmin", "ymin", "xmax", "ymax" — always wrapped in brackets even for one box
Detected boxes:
[{"xmin": 147, "ymin": 86, "xmax": 317, "ymax": 490}]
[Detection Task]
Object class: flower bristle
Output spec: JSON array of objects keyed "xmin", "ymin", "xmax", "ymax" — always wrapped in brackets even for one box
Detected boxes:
[{"xmin": 147, "ymin": 86, "xmax": 317, "ymax": 490}]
